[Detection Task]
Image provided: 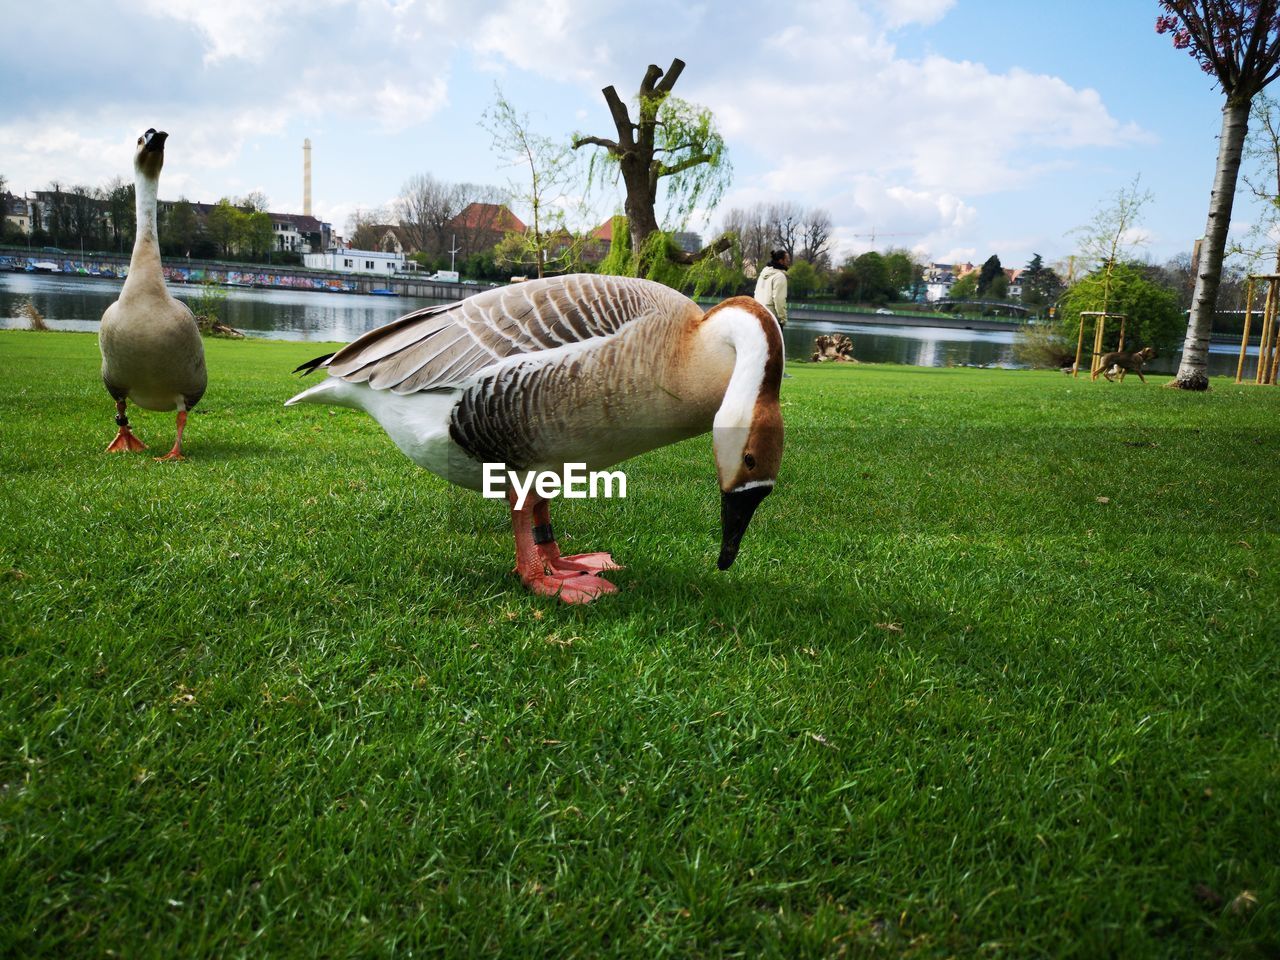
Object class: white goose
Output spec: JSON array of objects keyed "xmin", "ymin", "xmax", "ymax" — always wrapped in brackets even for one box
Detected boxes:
[
  {"xmin": 100, "ymin": 128, "xmax": 207, "ymax": 460},
  {"xmin": 287, "ymin": 274, "xmax": 784, "ymax": 603}
]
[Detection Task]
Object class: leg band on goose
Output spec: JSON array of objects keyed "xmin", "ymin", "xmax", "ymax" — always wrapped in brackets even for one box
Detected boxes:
[{"xmin": 532, "ymin": 523, "xmax": 555, "ymax": 546}]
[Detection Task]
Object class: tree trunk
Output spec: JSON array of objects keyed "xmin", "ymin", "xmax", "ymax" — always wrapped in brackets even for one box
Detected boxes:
[
  {"xmin": 623, "ymin": 167, "xmax": 660, "ymax": 260},
  {"xmin": 1175, "ymin": 97, "xmax": 1251, "ymax": 390}
]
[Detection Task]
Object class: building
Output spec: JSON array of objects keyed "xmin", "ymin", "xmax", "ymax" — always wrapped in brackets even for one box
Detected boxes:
[
  {"xmin": 268, "ymin": 212, "xmax": 329, "ymax": 254},
  {"xmin": 173, "ymin": 203, "xmax": 330, "ymax": 255},
  {"xmin": 672, "ymin": 231, "xmax": 703, "ymax": 254},
  {"xmin": 446, "ymin": 202, "xmax": 526, "ymax": 259},
  {"xmin": 448, "ymin": 202, "xmax": 525, "ymax": 235},
  {"xmin": 303, "ymin": 247, "xmax": 411, "ymax": 275},
  {"xmin": 367, "ymin": 224, "xmax": 413, "ymax": 255},
  {"xmin": 581, "ymin": 219, "xmax": 701, "ymax": 263},
  {"xmin": 30, "ymin": 189, "xmax": 112, "ymax": 241},
  {"xmin": 582, "ymin": 218, "xmax": 616, "ymax": 263},
  {"xmin": 2, "ymin": 193, "xmax": 31, "ymax": 236},
  {"xmin": 922, "ymin": 262, "xmax": 977, "ymax": 302},
  {"xmin": 1005, "ymin": 268, "xmax": 1024, "ymax": 300}
]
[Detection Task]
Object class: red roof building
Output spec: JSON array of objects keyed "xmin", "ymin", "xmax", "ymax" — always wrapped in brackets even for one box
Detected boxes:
[{"xmin": 447, "ymin": 203, "xmax": 526, "ymax": 234}]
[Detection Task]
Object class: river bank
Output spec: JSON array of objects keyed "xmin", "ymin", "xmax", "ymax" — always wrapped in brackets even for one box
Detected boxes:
[
  {"xmin": 0, "ymin": 272, "xmax": 1030, "ymax": 369},
  {"xmin": 1, "ymin": 269, "xmax": 1260, "ymax": 375}
]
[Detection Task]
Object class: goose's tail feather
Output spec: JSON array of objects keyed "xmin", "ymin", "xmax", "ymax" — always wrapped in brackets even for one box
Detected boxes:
[{"xmin": 293, "ymin": 353, "xmax": 335, "ymax": 376}]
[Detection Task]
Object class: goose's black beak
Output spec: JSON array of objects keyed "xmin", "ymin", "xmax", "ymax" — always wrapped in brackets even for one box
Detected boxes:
[
  {"xmin": 717, "ymin": 484, "xmax": 771, "ymax": 571},
  {"xmin": 143, "ymin": 129, "xmax": 168, "ymax": 153}
]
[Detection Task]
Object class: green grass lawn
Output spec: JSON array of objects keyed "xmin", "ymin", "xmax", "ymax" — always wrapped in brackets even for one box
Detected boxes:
[{"xmin": 2, "ymin": 330, "xmax": 1277, "ymax": 958}]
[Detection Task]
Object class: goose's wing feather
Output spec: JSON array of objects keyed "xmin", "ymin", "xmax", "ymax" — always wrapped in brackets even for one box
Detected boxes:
[{"xmin": 318, "ymin": 275, "xmax": 694, "ymax": 395}]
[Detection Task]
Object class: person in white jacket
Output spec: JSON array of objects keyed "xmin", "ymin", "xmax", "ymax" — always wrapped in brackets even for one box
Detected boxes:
[{"xmin": 753, "ymin": 249, "xmax": 790, "ymax": 327}]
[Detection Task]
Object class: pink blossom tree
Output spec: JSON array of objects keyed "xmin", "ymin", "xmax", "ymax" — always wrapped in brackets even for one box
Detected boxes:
[{"xmin": 1157, "ymin": 1, "xmax": 1280, "ymax": 389}]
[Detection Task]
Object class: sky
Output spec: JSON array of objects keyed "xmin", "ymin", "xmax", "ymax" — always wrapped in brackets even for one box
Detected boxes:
[{"xmin": 0, "ymin": 0, "xmax": 1263, "ymax": 270}]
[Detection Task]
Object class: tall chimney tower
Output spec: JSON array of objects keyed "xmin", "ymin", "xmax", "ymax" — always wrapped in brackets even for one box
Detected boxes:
[{"xmin": 303, "ymin": 138, "xmax": 312, "ymax": 216}]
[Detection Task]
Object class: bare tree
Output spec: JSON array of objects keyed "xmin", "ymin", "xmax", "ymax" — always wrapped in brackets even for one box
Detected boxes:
[
  {"xmin": 102, "ymin": 175, "xmax": 134, "ymax": 253},
  {"xmin": 1237, "ymin": 92, "xmax": 1280, "ymax": 269},
  {"xmin": 800, "ymin": 208, "xmax": 834, "ymax": 269},
  {"xmin": 1157, "ymin": 1, "xmax": 1280, "ymax": 389},
  {"xmin": 0, "ymin": 174, "xmax": 8, "ymax": 243},
  {"xmin": 239, "ymin": 190, "xmax": 270, "ymax": 213},
  {"xmin": 65, "ymin": 184, "xmax": 101, "ymax": 250},
  {"xmin": 720, "ymin": 201, "xmax": 832, "ymax": 273},
  {"xmin": 719, "ymin": 206, "xmax": 771, "ymax": 274},
  {"xmin": 347, "ymin": 206, "xmax": 390, "ymax": 250},
  {"xmin": 43, "ymin": 181, "xmax": 67, "ymax": 245},
  {"xmin": 768, "ymin": 201, "xmax": 803, "ymax": 259},
  {"xmin": 448, "ymin": 185, "xmax": 513, "ymax": 261},
  {"xmin": 396, "ymin": 173, "xmax": 468, "ymax": 256}
]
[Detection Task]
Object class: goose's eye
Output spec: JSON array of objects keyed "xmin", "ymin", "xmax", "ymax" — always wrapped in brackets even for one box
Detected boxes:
[{"xmin": 744, "ymin": 453, "xmax": 756, "ymax": 470}]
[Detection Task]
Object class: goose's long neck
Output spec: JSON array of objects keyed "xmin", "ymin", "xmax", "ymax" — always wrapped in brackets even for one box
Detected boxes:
[
  {"xmin": 123, "ymin": 171, "xmax": 163, "ymax": 293},
  {"xmin": 708, "ymin": 303, "xmax": 782, "ymax": 428}
]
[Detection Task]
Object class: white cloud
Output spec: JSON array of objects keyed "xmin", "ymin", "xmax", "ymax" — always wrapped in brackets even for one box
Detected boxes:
[
  {"xmin": 872, "ymin": 0, "xmax": 956, "ymax": 28},
  {"xmin": 690, "ymin": 3, "xmax": 1151, "ymax": 261},
  {"xmin": 2, "ymin": 0, "xmax": 1174, "ymax": 266},
  {"xmin": 0, "ymin": 121, "xmax": 130, "ymax": 188},
  {"xmin": 706, "ymin": 53, "xmax": 1146, "ymax": 197},
  {"xmin": 0, "ymin": 97, "xmax": 299, "ymax": 205},
  {"xmin": 473, "ymin": 0, "xmax": 599, "ymax": 81},
  {"xmin": 366, "ymin": 78, "xmax": 451, "ymax": 132},
  {"xmin": 137, "ymin": 0, "xmax": 320, "ymax": 64}
]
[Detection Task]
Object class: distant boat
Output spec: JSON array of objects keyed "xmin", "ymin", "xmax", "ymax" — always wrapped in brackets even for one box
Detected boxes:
[
  {"xmin": 30, "ymin": 261, "xmax": 61, "ymax": 273},
  {"xmin": 370, "ymin": 288, "xmax": 398, "ymax": 296}
]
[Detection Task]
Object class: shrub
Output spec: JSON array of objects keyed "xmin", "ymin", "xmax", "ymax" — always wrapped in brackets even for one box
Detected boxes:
[{"xmin": 1013, "ymin": 322, "xmax": 1074, "ymax": 369}]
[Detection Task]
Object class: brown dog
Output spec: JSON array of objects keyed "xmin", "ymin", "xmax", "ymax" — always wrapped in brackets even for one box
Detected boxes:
[{"xmin": 1093, "ymin": 346, "xmax": 1156, "ymax": 383}]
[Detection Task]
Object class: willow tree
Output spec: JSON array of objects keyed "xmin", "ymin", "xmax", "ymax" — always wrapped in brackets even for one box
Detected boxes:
[
  {"xmin": 572, "ymin": 58, "xmax": 732, "ymax": 273},
  {"xmin": 1157, "ymin": 1, "xmax": 1280, "ymax": 389}
]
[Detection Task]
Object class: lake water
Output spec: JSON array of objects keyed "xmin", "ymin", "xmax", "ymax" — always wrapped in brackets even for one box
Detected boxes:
[
  {"xmin": 0, "ymin": 272, "xmax": 429, "ymax": 345},
  {"xmin": 0, "ymin": 271, "xmax": 1254, "ymax": 376}
]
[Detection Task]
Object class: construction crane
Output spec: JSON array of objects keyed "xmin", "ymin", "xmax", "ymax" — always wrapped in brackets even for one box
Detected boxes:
[{"xmin": 850, "ymin": 228, "xmax": 920, "ymax": 249}]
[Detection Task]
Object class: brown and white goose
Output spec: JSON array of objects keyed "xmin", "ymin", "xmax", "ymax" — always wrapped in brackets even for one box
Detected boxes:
[
  {"xmin": 287, "ymin": 274, "xmax": 784, "ymax": 603},
  {"xmin": 100, "ymin": 128, "xmax": 206, "ymax": 460}
]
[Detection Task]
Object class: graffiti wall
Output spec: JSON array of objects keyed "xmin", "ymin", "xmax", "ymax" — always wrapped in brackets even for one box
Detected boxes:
[{"xmin": 1, "ymin": 256, "xmax": 358, "ymax": 293}]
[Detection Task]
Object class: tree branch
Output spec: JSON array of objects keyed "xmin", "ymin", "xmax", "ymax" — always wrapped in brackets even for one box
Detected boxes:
[
  {"xmin": 654, "ymin": 58, "xmax": 686, "ymax": 95},
  {"xmin": 668, "ymin": 231, "xmax": 731, "ymax": 264},
  {"xmin": 572, "ymin": 135, "xmax": 621, "ymax": 153},
  {"xmin": 652, "ymin": 140, "xmax": 701, "ymax": 155},
  {"xmin": 1246, "ymin": 6, "xmax": 1280, "ymax": 92},
  {"xmin": 639, "ymin": 63, "xmax": 665, "ymax": 97},
  {"xmin": 656, "ymin": 153, "xmax": 714, "ymax": 179},
  {"xmin": 1177, "ymin": 3, "xmax": 1225, "ymax": 82},
  {"xmin": 601, "ymin": 85, "xmax": 636, "ymax": 149}
]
